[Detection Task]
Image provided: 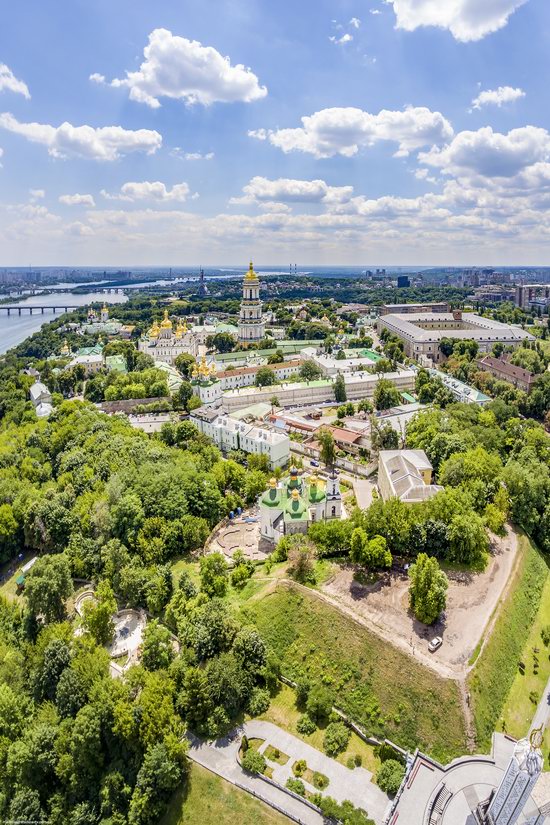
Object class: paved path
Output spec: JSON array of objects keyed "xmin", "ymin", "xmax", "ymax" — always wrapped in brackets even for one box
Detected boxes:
[
  {"xmin": 247, "ymin": 720, "xmax": 389, "ymax": 823},
  {"xmin": 186, "ymin": 720, "xmax": 390, "ymax": 825},
  {"xmin": 530, "ymin": 673, "xmax": 550, "ymax": 735},
  {"xmin": 186, "ymin": 729, "xmax": 324, "ymax": 825}
]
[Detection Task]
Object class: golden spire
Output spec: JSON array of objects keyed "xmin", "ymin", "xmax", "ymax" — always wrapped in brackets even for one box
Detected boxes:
[
  {"xmin": 245, "ymin": 260, "xmax": 258, "ymax": 282},
  {"xmin": 175, "ymin": 320, "xmax": 184, "ymax": 339},
  {"xmin": 60, "ymin": 339, "xmax": 70, "ymax": 355},
  {"xmin": 198, "ymin": 354, "xmax": 209, "ymax": 377},
  {"xmin": 209, "ymin": 361, "xmax": 217, "ymax": 378},
  {"xmin": 160, "ymin": 309, "xmax": 172, "ymax": 329}
]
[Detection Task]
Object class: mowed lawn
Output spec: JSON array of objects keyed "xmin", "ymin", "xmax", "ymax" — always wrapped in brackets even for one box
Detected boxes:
[
  {"xmin": 469, "ymin": 536, "xmax": 549, "ymax": 753},
  {"xmin": 162, "ymin": 763, "xmax": 288, "ymax": 825},
  {"xmin": 500, "ymin": 556, "xmax": 550, "ymax": 767},
  {"xmin": 257, "ymin": 682, "xmax": 382, "ymax": 776},
  {"xmin": 245, "ymin": 583, "xmax": 467, "ymax": 764}
]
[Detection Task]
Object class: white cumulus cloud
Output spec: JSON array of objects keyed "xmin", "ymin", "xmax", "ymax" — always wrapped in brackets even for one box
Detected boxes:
[
  {"xmin": 330, "ymin": 33, "xmax": 353, "ymax": 44},
  {"xmin": 350, "ymin": 17, "xmax": 361, "ymax": 27},
  {"xmin": 385, "ymin": 0, "xmax": 528, "ymax": 41},
  {"xmin": 0, "ymin": 64, "xmax": 30, "ymax": 98},
  {"xmin": 253, "ymin": 105, "xmax": 453, "ymax": 158},
  {"xmin": 59, "ymin": 193, "xmax": 96, "ymax": 207},
  {"xmin": 248, "ymin": 128, "xmax": 268, "ymax": 140},
  {"xmin": 29, "ymin": 189, "xmax": 45, "ymax": 201},
  {"xmin": 471, "ymin": 85, "xmax": 525, "ymax": 110},
  {"xmin": 420, "ymin": 126, "xmax": 550, "ymax": 179},
  {"xmin": 171, "ymin": 147, "xmax": 214, "ymax": 160},
  {"xmin": 101, "ymin": 181, "xmax": 193, "ymax": 202},
  {"xmin": 93, "ymin": 28, "xmax": 267, "ymax": 107},
  {"xmin": 231, "ymin": 176, "xmax": 354, "ymax": 206},
  {"xmin": 0, "ymin": 113, "xmax": 161, "ymax": 160}
]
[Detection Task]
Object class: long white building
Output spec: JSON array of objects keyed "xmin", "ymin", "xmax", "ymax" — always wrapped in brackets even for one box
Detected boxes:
[
  {"xmin": 191, "ymin": 406, "xmax": 290, "ymax": 468},
  {"xmin": 221, "ymin": 370, "xmax": 415, "ymax": 412},
  {"xmin": 378, "ymin": 310, "xmax": 534, "ymax": 364}
]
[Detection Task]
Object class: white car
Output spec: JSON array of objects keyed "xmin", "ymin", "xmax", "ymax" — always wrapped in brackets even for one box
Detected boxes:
[{"xmin": 428, "ymin": 637, "xmax": 443, "ymax": 653}]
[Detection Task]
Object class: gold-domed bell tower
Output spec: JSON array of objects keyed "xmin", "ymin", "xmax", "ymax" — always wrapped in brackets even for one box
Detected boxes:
[{"xmin": 238, "ymin": 260, "xmax": 265, "ymax": 344}]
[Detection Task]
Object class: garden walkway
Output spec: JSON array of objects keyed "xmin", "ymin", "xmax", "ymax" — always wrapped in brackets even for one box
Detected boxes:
[{"xmin": 187, "ymin": 720, "xmax": 390, "ymax": 825}]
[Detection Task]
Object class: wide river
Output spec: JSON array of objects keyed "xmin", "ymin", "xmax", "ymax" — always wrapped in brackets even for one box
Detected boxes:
[{"xmin": 0, "ymin": 292, "xmax": 128, "ymax": 354}]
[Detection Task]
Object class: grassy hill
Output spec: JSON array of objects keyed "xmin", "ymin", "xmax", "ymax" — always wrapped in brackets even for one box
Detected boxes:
[
  {"xmin": 469, "ymin": 535, "xmax": 550, "ymax": 752},
  {"xmin": 162, "ymin": 763, "xmax": 289, "ymax": 825},
  {"xmin": 244, "ymin": 583, "xmax": 467, "ymax": 764}
]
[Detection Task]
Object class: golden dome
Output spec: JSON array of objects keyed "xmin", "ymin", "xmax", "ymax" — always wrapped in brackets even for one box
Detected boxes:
[
  {"xmin": 191, "ymin": 364, "xmax": 199, "ymax": 379},
  {"xmin": 60, "ymin": 339, "xmax": 70, "ymax": 355},
  {"xmin": 245, "ymin": 260, "xmax": 258, "ymax": 282},
  {"xmin": 269, "ymin": 477, "xmax": 277, "ymax": 488},
  {"xmin": 291, "ymin": 489, "xmax": 300, "ymax": 500},
  {"xmin": 198, "ymin": 355, "xmax": 209, "ymax": 377},
  {"xmin": 149, "ymin": 322, "xmax": 160, "ymax": 338},
  {"xmin": 175, "ymin": 320, "xmax": 185, "ymax": 339},
  {"xmin": 208, "ymin": 362, "xmax": 217, "ymax": 377},
  {"xmin": 160, "ymin": 309, "xmax": 173, "ymax": 329}
]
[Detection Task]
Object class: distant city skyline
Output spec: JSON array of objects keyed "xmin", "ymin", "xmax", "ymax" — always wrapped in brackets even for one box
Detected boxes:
[{"xmin": 1, "ymin": 0, "xmax": 549, "ymax": 265}]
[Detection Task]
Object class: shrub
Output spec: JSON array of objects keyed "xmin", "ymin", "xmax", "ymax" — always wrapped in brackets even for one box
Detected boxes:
[
  {"xmin": 347, "ymin": 756, "xmax": 356, "ymax": 770},
  {"xmin": 306, "ymin": 683, "xmax": 334, "ymax": 722},
  {"xmin": 354, "ymin": 753, "xmax": 362, "ymax": 767},
  {"xmin": 296, "ymin": 713, "xmax": 317, "ymax": 735},
  {"xmin": 231, "ymin": 563, "xmax": 253, "ymax": 588},
  {"xmin": 313, "ymin": 771, "xmax": 329, "ymax": 790},
  {"xmin": 241, "ymin": 734, "xmax": 249, "ymax": 753},
  {"xmin": 286, "ymin": 778, "xmax": 306, "ymax": 796},
  {"xmin": 242, "ymin": 749, "xmax": 266, "ymax": 775},
  {"xmin": 293, "ymin": 758, "xmax": 307, "ymax": 777},
  {"xmin": 323, "ymin": 721, "xmax": 351, "ymax": 756},
  {"xmin": 376, "ymin": 743, "xmax": 404, "ymax": 764},
  {"xmin": 248, "ymin": 687, "xmax": 270, "ymax": 717},
  {"xmin": 295, "ymin": 677, "xmax": 310, "ymax": 708},
  {"xmin": 377, "ymin": 759, "xmax": 406, "ymax": 795}
]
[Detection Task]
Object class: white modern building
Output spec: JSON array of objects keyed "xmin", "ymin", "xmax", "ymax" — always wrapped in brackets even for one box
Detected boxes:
[
  {"xmin": 191, "ymin": 406, "xmax": 290, "ymax": 469},
  {"xmin": 386, "ymin": 732, "xmax": 549, "ymax": 825},
  {"xmin": 378, "ymin": 310, "xmax": 534, "ymax": 364},
  {"xmin": 239, "ymin": 262, "xmax": 265, "ymax": 343},
  {"xmin": 378, "ymin": 449, "xmax": 443, "ymax": 503}
]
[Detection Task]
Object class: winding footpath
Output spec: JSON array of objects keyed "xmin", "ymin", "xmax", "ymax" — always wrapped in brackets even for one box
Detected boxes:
[{"xmin": 186, "ymin": 720, "xmax": 390, "ymax": 825}]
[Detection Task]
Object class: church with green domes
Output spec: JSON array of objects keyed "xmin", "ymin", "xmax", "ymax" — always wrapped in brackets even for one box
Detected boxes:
[{"xmin": 259, "ymin": 466, "xmax": 342, "ymax": 543}]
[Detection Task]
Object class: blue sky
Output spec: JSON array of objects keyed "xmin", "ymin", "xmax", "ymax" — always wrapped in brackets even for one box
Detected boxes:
[{"xmin": 1, "ymin": 0, "xmax": 549, "ymax": 266}]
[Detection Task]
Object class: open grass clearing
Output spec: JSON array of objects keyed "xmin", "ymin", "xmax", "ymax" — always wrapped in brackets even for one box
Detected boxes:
[
  {"xmin": 162, "ymin": 762, "xmax": 288, "ymax": 825},
  {"xmin": 246, "ymin": 587, "xmax": 467, "ymax": 763},
  {"xmin": 255, "ymin": 682, "xmax": 381, "ymax": 775},
  {"xmin": 468, "ymin": 536, "xmax": 549, "ymax": 753},
  {"xmin": 500, "ymin": 565, "xmax": 550, "ymax": 749}
]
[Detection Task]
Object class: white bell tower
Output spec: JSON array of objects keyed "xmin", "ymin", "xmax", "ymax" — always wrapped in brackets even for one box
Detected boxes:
[
  {"xmin": 238, "ymin": 261, "xmax": 265, "ymax": 343},
  {"xmin": 325, "ymin": 471, "xmax": 342, "ymax": 520}
]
